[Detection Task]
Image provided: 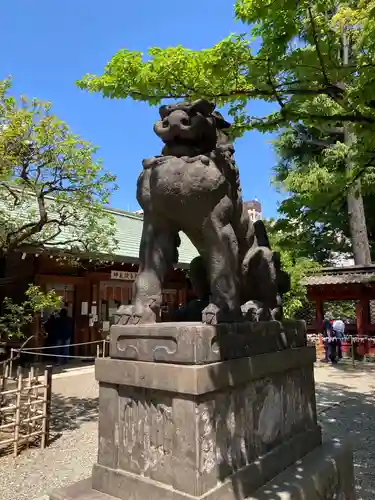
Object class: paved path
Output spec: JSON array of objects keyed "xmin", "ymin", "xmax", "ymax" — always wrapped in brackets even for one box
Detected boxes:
[
  {"xmin": 314, "ymin": 362, "xmax": 375, "ymax": 500},
  {"xmin": 0, "ymin": 362, "xmax": 374, "ymax": 500}
]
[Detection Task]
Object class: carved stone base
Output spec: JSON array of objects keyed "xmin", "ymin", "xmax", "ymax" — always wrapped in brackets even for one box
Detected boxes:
[
  {"xmin": 48, "ymin": 441, "xmax": 355, "ymax": 500},
  {"xmin": 48, "ymin": 322, "xmax": 355, "ymax": 500},
  {"xmin": 109, "ymin": 320, "xmax": 306, "ymax": 364}
]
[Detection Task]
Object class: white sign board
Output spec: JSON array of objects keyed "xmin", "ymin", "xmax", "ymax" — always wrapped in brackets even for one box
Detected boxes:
[
  {"xmin": 111, "ymin": 270, "xmax": 137, "ymax": 281},
  {"xmin": 81, "ymin": 302, "xmax": 88, "ymax": 315}
]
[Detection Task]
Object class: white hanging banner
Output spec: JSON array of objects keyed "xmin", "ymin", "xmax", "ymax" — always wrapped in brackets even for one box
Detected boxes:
[{"xmin": 81, "ymin": 302, "xmax": 88, "ymax": 316}]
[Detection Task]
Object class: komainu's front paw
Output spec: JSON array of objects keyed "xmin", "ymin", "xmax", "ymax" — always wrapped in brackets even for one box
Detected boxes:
[
  {"xmin": 202, "ymin": 303, "xmax": 241, "ymax": 324},
  {"xmin": 202, "ymin": 303, "xmax": 220, "ymax": 325},
  {"xmin": 115, "ymin": 304, "xmax": 156, "ymax": 325},
  {"xmin": 241, "ymin": 300, "xmax": 272, "ymax": 322},
  {"xmin": 241, "ymin": 300, "xmax": 260, "ymax": 321}
]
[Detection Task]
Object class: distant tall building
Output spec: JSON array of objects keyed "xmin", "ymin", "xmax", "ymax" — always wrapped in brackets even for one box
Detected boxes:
[{"xmin": 243, "ymin": 199, "xmax": 262, "ymax": 222}]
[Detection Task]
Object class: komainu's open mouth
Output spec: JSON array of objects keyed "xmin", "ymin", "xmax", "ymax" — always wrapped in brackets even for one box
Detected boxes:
[{"xmin": 163, "ymin": 136, "xmax": 198, "ymax": 147}]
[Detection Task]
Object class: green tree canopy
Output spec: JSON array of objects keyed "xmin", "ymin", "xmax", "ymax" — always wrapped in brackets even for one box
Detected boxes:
[
  {"xmin": 272, "ymin": 123, "xmax": 375, "ymax": 263},
  {"xmin": 0, "ymin": 78, "xmax": 118, "ymax": 264},
  {"xmin": 264, "ymin": 219, "xmax": 321, "ymax": 318},
  {"xmin": 78, "ymin": 0, "xmax": 375, "ymax": 144},
  {"xmin": 77, "ymin": 0, "xmax": 375, "ymax": 265}
]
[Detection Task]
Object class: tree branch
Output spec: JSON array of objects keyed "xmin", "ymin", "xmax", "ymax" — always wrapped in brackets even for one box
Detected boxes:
[
  {"xmin": 5, "ymin": 205, "xmax": 68, "ymax": 250},
  {"xmin": 126, "ymin": 85, "xmax": 375, "ymax": 124},
  {"xmin": 281, "ymin": 110, "xmax": 375, "ymax": 124},
  {"xmin": 129, "ymin": 85, "xmax": 342, "ymax": 100},
  {"xmin": 0, "ymin": 183, "xmax": 21, "ymax": 206},
  {"xmin": 266, "ymin": 58, "xmax": 285, "ymax": 109},
  {"xmin": 307, "ymin": 5, "xmax": 329, "ymax": 85}
]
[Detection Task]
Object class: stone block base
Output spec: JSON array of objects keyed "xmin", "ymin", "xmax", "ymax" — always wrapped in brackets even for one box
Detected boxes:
[
  {"xmin": 90, "ymin": 426, "xmax": 321, "ymax": 500},
  {"xmin": 47, "ymin": 322, "xmax": 355, "ymax": 500},
  {"xmin": 48, "ymin": 441, "xmax": 355, "ymax": 500},
  {"xmin": 109, "ymin": 320, "xmax": 306, "ymax": 364},
  {"xmin": 92, "ymin": 346, "xmax": 320, "ymax": 499},
  {"xmin": 251, "ymin": 440, "xmax": 355, "ymax": 500}
]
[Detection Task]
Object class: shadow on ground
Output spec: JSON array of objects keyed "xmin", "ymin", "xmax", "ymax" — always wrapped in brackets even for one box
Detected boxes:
[
  {"xmin": 316, "ymin": 380, "xmax": 375, "ymax": 500},
  {"xmin": 50, "ymin": 393, "xmax": 99, "ymax": 433},
  {"xmin": 206, "ymin": 350, "xmax": 374, "ymax": 500},
  {"xmin": 21, "ymin": 360, "xmax": 95, "ymax": 376}
]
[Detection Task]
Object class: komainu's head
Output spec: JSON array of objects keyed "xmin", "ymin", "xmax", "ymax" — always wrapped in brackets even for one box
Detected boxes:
[{"xmin": 154, "ymin": 99, "xmax": 231, "ymax": 157}]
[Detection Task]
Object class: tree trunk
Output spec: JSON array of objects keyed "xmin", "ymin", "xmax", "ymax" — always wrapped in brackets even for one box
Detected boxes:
[
  {"xmin": 342, "ymin": 33, "xmax": 372, "ymax": 265},
  {"xmin": 347, "ymin": 182, "xmax": 372, "ymax": 265},
  {"xmin": 0, "ymin": 254, "xmax": 5, "ymax": 279},
  {"xmin": 344, "ymin": 125, "xmax": 372, "ymax": 265}
]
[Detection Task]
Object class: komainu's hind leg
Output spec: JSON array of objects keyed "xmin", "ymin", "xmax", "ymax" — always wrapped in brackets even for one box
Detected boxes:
[
  {"xmin": 241, "ymin": 246, "xmax": 279, "ymax": 321},
  {"xmin": 200, "ymin": 199, "xmax": 242, "ymax": 325}
]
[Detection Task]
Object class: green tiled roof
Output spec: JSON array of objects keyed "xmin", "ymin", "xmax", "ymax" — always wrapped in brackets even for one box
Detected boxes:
[
  {"xmin": 103, "ymin": 207, "xmax": 199, "ymax": 266},
  {"xmin": 0, "ymin": 186, "xmax": 199, "ymax": 266}
]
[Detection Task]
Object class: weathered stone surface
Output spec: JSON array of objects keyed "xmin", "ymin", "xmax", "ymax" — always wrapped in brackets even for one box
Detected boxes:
[
  {"xmin": 116, "ymin": 99, "xmax": 290, "ymax": 326},
  {"xmin": 47, "ymin": 322, "xmax": 355, "ymax": 500},
  {"xmin": 97, "ymin": 384, "xmax": 118, "ymax": 470},
  {"xmin": 96, "ymin": 345, "xmax": 316, "ymax": 395},
  {"xmin": 92, "ymin": 347, "xmax": 320, "ymax": 499},
  {"xmin": 92, "ymin": 428, "xmax": 321, "ymax": 500},
  {"xmin": 109, "ymin": 319, "xmax": 306, "ymax": 364},
  {"xmin": 250, "ymin": 440, "xmax": 355, "ymax": 500},
  {"xmin": 49, "ymin": 441, "xmax": 354, "ymax": 500}
]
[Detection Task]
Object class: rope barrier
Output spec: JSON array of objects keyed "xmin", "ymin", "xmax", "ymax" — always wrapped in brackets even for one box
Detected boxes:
[
  {"xmin": 0, "ymin": 335, "xmax": 37, "ymax": 366},
  {"xmin": 307, "ymin": 334, "xmax": 375, "ymax": 343},
  {"xmin": 0, "ymin": 338, "xmax": 109, "ymax": 376},
  {"xmin": 13, "ymin": 350, "xmax": 97, "ymax": 360},
  {"xmin": 19, "ymin": 339, "xmax": 109, "ymax": 351}
]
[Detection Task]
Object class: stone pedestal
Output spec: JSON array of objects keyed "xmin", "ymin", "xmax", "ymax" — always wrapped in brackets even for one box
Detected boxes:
[{"xmin": 49, "ymin": 321, "xmax": 356, "ymax": 500}]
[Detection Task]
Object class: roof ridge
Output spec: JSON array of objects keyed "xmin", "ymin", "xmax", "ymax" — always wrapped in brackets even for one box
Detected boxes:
[{"xmin": 103, "ymin": 206, "xmax": 143, "ymax": 219}]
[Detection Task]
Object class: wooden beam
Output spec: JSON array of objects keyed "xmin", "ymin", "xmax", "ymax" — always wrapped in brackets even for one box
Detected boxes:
[
  {"xmin": 307, "ymin": 283, "xmax": 375, "ymax": 301},
  {"xmin": 35, "ymin": 274, "xmax": 84, "ymax": 285}
]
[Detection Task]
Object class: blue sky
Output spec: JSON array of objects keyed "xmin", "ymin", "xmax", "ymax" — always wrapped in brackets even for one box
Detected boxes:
[{"xmin": 2, "ymin": 0, "xmax": 284, "ymax": 218}]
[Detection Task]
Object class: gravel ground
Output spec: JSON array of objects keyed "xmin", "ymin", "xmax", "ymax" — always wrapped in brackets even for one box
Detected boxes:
[
  {"xmin": 0, "ymin": 367, "xmax": 98, "ymax": 500},
  {"xmin": 0, "ymin": 361, "xmax": 375, "ymax": 500}
]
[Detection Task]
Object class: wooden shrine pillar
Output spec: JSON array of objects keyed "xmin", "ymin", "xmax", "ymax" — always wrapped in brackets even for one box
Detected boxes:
[
  {"xmin": 356, "ymin": 298, "xmax": 370, "ymax": 355},
  {"xmin": 315, "ymin": 298, "xmax": 324, "ymax": 330},
  {"xmin": 314, "ymin": 298, "xmax": 324, "ymax": 359},
  {"xmin": 356, "ymin": 301, "xmax": 366, "ymax": 338},
  {"xmin": 74, "ymin": 278, "xmax": 91, "ymax": 357}
]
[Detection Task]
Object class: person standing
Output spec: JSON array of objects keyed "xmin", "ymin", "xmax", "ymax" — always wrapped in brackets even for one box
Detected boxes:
[
  {"xmin": 333, "ymin": 318, "xmax": 345, "ymax": 360},
  {"xmin": 323, "ymin": 317, "xmax": 337, "ymax": 363},
  {"xmin": 322, "ymin": 318, "xmax": 330, "ymax": 362},
  {"xmin": 54, "ymin": 308, "xmax": 74, "ymax": 365},
  {"xmin": 43, "ymin": 312, "xmax": 58, "ymax": 362}
]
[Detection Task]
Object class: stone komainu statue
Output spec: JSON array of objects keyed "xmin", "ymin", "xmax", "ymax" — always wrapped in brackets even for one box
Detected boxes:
[{"xmin": 117, "ymin": 99, "xmax": 290, "ymax": 325}]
